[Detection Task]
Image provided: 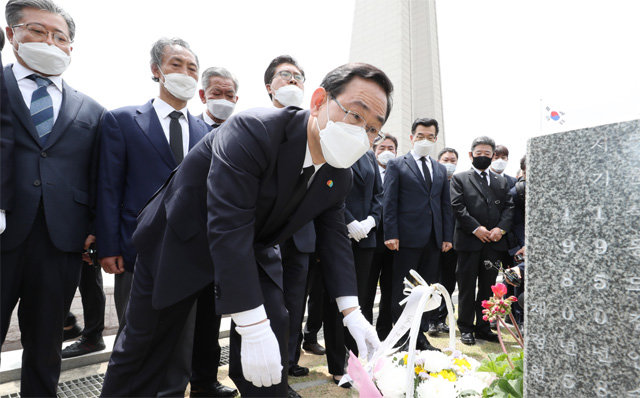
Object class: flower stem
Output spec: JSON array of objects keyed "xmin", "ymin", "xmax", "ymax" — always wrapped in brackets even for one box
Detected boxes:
[
  {"xmin": 496, "ymin": 322, "xmax": 514, "ymax": 369},
  {"xmin": 508, "ymin": 313, "xmax": 525, "ymax": 348},
  {"xmin": 498, "ymin": 317, "xmax": 523, "ymax": 348}
]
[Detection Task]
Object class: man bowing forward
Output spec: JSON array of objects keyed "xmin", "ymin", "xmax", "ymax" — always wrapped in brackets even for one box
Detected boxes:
[{"xmin": 101, "ymin": 63, "xmax": 393, "ymax": 397}]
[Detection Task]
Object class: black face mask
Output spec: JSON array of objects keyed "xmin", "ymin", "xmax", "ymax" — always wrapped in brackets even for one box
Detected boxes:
[{"xmin": 472, "ymin": 155, "xmax": 492, "ymax": 170}]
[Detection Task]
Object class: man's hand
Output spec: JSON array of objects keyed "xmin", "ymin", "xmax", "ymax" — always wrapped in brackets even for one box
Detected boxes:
[
  {"xmin": 515, "ymin": 246, "xmax": 525, "ymax": 257},
  {"xmin": 488, "ymin": 228, "xmax": 503, "ymax": 243},
  {"xmin": 442, "ymin": 241, "xmax": 452, "ymax": 252},
  {"xmin": 473, "ymin": 226, "xmax": 491, "ymax": 242},
  {"xmin": 100, "ymin": 256, "xmax": 125, "ymax": 274},
  {"xmin": 384, "ymin": 238, "xmax": 399, "ymax": 251},
  {"xmin": 0, "ymin": 210, "xmax": 5, "ymax": 235},
  {"xmin": 342, "ymin": 307, "xmax": 380, "ymax": 360},
  {"xmin": 82, "ymin": 235, "xmax": 96, "ymax": 265},
  {"xmin": 347, "ymin": 220, "xmax": 367, "ymax": 242},
  {"xmin": 235, "ymin": 319, "xmax": 282, "ymax": 388}
]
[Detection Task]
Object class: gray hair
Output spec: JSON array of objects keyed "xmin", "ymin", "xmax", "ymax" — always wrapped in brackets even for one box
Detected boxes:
[
  {"xmin": 5, "ymin": 0, "xmax": 76, "ymax": 40},
  {"xmin": 470, "ymin": 136, "xmax": 496, "ymax": 152},
  {"xmin": 201, "ymin": 66, "xmax": 239, "ymax": 93},
  {"xmin": 150, "ymin": 37, "xmax": 199, "ymax": 82}
]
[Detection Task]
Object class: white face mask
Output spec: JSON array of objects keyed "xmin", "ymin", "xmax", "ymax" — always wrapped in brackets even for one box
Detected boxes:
[
  {"xmin": 377, "ymin": 150, "xmax": 396, "ymax": 166},
  {"xmin": 161, "ymin": 71, "xmax": 197, "ymax": 101},
  {"xmin": 315, "ymin": 101, "xmax": 370, "ymax": 169},
  {"xmin": 16, "ymin": 41, "xmax": 70, "ymax": 76},
  {"xmin": 274, "ymin": 85, "xmax": 304, "ymax": 108},
  {"xmin": 413, "ymin": 138, "xmax": 435, "ymax": 157},
  {"xmin": 207, "ymin": 98, "xmax": 235, "ymax": 121},
  {"xmin": 491, "ymin": 158, "xmax": 508, "ymax": 173},
  {"xmin": 442, "ymin": 162, "xmax": 457, "ymax": 177}
]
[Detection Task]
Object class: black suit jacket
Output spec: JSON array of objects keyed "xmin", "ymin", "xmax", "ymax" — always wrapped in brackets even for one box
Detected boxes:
[
  {"xmin": 450, "ymin": 169, "xmax": 514, "ymax": 252},
  {"xmin": 383, "ymin": 153, "xmax": 454, "ymax": 248},
  {"xmin": 345, "ymin": 150, "xmax": 382, "ymax": 249},
  {"xmin": 0, "ymin": 55, "xmax": 14, "ymax": 211},
  {"xmin": 133, "ymin": 107, "xmax": 357, "ymax": 313},
  {"xmin": 1, "ymin": 65, "xmax": 104, "ymax": 252}
]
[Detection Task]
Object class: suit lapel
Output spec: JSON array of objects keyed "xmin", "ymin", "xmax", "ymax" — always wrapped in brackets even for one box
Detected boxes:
[
  {"xmin": 187, "ymin": 112, "xmax": 205, "ymax": 149},
  {"xmin": 260, "ymin": 111, "xmax": 309, "ymax": 230},
  {"xmin": 404, "ymin": 154, "xmax": 428, "ymax": 194},
  {"xmin": 135, "ymin": 100, "xmax": 177, "ymax": 169},
  {"xmin": 43, "ymin": 81, "xmax": 82, "ymax": 150},
  {"xmin": 488, "ymin": 172, "xmax": 503, "ymax": 201},
  {"xmin": 429, "ymin": 157, "xmax": 441, "ymax": 195},
  {"xmin": 351, "ymin": 156, "xmax": 365, "ymax": 183},
  {"xmin": 467, "ymin": 169, "xmax": 489, "ymax": 200},
  {"xmin": 3, "ymin": 66, "xmax": 40, "ymax": 146}
]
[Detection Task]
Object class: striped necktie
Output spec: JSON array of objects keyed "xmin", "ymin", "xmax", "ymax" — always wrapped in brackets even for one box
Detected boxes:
[{"xmin": 28, "ymin": 74, "xmax": 54, "ymax": 144}]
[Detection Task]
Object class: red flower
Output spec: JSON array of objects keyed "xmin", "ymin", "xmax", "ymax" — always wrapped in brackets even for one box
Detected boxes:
[
  {"xmin": 491, "ymin": 283, "xmax": 507, "ymax": 298},
  {"xmin": 510, "ymin": 295, "xmax": 518, "ymax": 302},
  {"xmin": 481, "ymin": 300, "xmax": 492, "ymax": 309}
]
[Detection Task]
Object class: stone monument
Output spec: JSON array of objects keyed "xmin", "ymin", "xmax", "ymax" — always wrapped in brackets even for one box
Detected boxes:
[{"xmin": 525, "ymin": 120, "xmax": 640, "ymax": 397}]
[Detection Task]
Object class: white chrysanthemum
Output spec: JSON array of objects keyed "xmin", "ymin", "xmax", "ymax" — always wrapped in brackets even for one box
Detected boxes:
[
  {"xmin": 416, "ymin": 376, "xmax": 458, "ymax": 397},
  {"xmin": 419, "ymin": 350, "xmax": 453, "ymax": 373},
  {"xmin": 464, "ymin": 355, "xmax": 481, "ymax": 371},
  {"xmin": 472, "ymin": 370, "xmax": 497, "ymax": 386},
  {"xmin": 455, "ymin": 374, "xmax": 490, "ymax": 396},
  {"xmin": 374, "ymin": 363, "xmax": 406, "ymax": 398}
]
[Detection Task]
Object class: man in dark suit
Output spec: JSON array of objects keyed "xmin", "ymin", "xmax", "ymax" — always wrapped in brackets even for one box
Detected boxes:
[
  {"xmin": 264, "ymin": 55, "xmax": 317, "ymax": 380},
  {"xmin": 364, "ymin": 134, "xmax": 398, "ymax": 340},
  {"xmin": 101, "ymin": 63, "xmax": 391, "ymax": 397},
  {"xmin": 450, "ymin": 136, "xmax": 514, "ymax": 345},
  {"xmin": 1, "ymin": 1, "xmax": 105, "ymax": 394},
  {"xmin": 1, "ymin": 28, "xmax": 13, "ymax": 235},
  {"xmin": 383, "ymin": 118, "xmax": 454, "ymax": 351},
  {"xmin": 96, "ymin": 38, "xmax": 208, "ymax": 328},
  {"xmin": 197, "ymin": 66, "xmax": 238, "ymax": 129},
  {"xmin": 187, "ymin": 65, "xmax": 239, "ymax": 397},
  {"xmin": 490, "ymin": 144, "xmax": 517, "ymax": 189}
]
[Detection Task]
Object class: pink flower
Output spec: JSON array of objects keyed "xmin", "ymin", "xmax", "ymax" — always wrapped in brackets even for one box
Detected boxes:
[
  {"xmin": 482, "ymin": 315, "xmax": 488, "ymax": 321},
  {"xmin": 491, "ymin": 283, "xmax": 507, "ymax": 298},
  {"xmin": 481, "ymin": 300, "xmax": 492, "ymax": 309},
  {"xmin": 510, "ymin": 296, "xmax": 518, "ymax": 302}
]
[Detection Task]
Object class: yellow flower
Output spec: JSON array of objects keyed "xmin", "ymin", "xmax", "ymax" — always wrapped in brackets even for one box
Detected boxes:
[
  {"xmin": 403, "ymin": 354, "xmax": 408, "ymax": 364},
  {"xmin": 414, "ymin": 365, "xmax": 424, "ymax": 375},
  {"xmin": 439, "ymin": 369, "xmax": 457, "ymax": 382},
  {"xmin": 454, "ymin": 358, "xmax": 471, "ymax": 370}
]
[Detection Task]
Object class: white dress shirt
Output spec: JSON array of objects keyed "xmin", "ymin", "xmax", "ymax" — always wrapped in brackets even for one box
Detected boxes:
[
  {"xmin": 471, "ymin": 165, "xmax": 491, "ymax": 186},
  {"xmin": 410, "ymin": 150, "xmax": 433, "ymax": 180},
  {"xmin": 202, "ymin": 111, "xmax": 216, "ymax": 127},
  {"xmin": 378, "ymin": 165, "xmax": 386, "ymax": 184},
  {"xmin": 152, "ymin": 98, "xmax": 190, "ymax": 158},
  {"xmin": 13, "ymin": 62, "xmax": 64, "ymax": 123}
]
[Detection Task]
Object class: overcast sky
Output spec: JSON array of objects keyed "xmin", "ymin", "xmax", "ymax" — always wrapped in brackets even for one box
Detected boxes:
[{"xmin": 2, "ymin": 0, "xmax": 639, "ymax": 177}]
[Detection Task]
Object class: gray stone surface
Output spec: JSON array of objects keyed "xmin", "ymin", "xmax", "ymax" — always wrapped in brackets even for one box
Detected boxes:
[{"xmin": 524, "ymin": 120, "xmax": 640, "ymax": 397}]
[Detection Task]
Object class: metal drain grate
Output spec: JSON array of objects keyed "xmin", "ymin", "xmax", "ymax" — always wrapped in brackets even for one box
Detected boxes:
[{"xmin": 0, "ymin": 374, "xmax": 106, "ymax": 398}]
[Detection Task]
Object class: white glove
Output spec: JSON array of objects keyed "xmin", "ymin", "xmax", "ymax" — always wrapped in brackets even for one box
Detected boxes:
[
  {"xmin": 235, "ymin": 320, "xmax": 283, "ymax": 388},
  {"xmin": 0, "ymin": 210, "xmax": 5, "ymax": 235},
  {"xmin": 343, "ymin": 308, "xmax": 380, "ymax": 360},
  {"xmin": 360, "ymin": 216, "xmax": 376, "ymax": 235},
  {"xmin": 347, "ymin": 220, "xmax": 367, "ymax": 241}
]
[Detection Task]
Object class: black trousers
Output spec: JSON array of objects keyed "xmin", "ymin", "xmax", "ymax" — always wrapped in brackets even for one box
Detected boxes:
[
  {"xmin": 281, "ymin": 238, "xmax": 310, "ymax": 367},
  {"xmin": 66, "ymin": 262, "xmax": 106, "ymax": 342},
  {"xmin": 1, "ymin": 207, "xmax": 82, "ymax": 396},
  {"xmin": 302, "ymin": 254, "xmax": 323, "ymax": 344},
  {"xmin": 364, "ymin": 247, "xmax": 393, "ymax": 340},
  {"xmin": 435, "ymin": 249, "xmax": 457, "ymax": 324},
  {"xmin": 391, "ymin": 237, "xmax": 441, "ymax": 331},
  {"xmin": 101, "ymin": 257, "xmax": 197, "ymax": 397},
  {"xmin": 190, "ymin": 284, "xmax": 222, "ymax": 389},
  {"xmin": 320, "ymin": 274, "xmax": 348, "ymax": 376},
  {"xmin": 344, "ymin": 245, "xmax": 374, "ymax": 355},
  {"xmin": 456, "ymin": 250, "xmax": 500, "ymax": 334},
  {"xmin": 228, "ymin": 269, "xmax": 289, "ymax": 397}
]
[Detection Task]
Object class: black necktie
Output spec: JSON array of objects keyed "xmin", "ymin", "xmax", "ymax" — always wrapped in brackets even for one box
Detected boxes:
[
  {"xmin": 478, "ymin": 171, "xmax": 492, "ymax": 197},
  {"xmin": 168, "ymin": 111, "xmax": 184, "ymax": 164},
  {"xmin": 278, "ymin": 166, "xmax": 315, "ymax": 229},
  {"xmin": 420, "ymin": 157, "xmax": 432, "ymax": 191}
]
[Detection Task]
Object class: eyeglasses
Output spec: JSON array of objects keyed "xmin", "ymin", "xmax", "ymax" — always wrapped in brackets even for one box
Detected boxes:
[
  {"xmin": 331, "ymin": 96, "xmax": 384, "ymax": 141},
  {"xmin": 275, "ymin": 70, "xmax": 305, "ymax": 84},
  {"xmin": 12, "ymin": 22, "xmax": 72, "ymax": 47}
]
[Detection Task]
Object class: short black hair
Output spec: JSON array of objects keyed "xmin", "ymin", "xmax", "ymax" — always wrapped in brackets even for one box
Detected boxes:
[
  {"xmin": 0, "ymin": 29, "xmax": 4, "ymax": 50},
  {"xmin": 373, "ymin": 133, "xmax": 398, "ymax": 151},
  {"xmin": 438, "ymin": 147, "xmax": 458, "ymax": 161},
  {"xmin": 264, "ymin": 55, "xmax": 305, "ymax": 99},
  {"xmin": 411, "ymin": 118, "xmax": 439, "ymax": 136},
  {"xmin": 520, "ymin": 155, "xmax": 526, "ymax": 171},
  {"xmin": 320, "ymin": 63, "xmax": 394, "ymax": 122},
  {"xmin": 471, "ymin": 136, "xmax": 496, "ymax": 152},
  {"xmin": 494, "ymin": 145, "xmax": 509, "ymax": 157}
]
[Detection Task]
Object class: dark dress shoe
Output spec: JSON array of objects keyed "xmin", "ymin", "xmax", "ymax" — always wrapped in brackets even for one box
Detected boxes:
[
  {"xmin": 475, "ymin": 330, "xmax": 499, "ymax": 343},
  {"xmin": 287, "ymin": 385, "xmax": 302, "ymax": 398},
  {"xmin": 190, "ymin": 381, "xmax": 238, "ymax": 397},
  {"xmin": 416, "ymin": 338, "xmax": 440, "ymax": 352},
  {"xmin": 302, "ymin": 341, "xmax": 326, "ymax": 355},
  {"xmin": 61, "ymin": 336, "xmax": 105, "ymax": 358},
  {"xmin": 332, "ymin": 375, "xmax": 351, "ymax": 389},
  {"xmin": 436, "ymin": 322, "xmax": 450, "ymax": 334},
  {"xmin": 427, "ymin": 323, "xmax": 439, "ymax": 337},
  {"xmin": 288, "ymin": 364, "xmax": 309, "ymax": 377},
  {"xmin": 63, "ymin": 324, "xmax": 82, "ymax": 341},
  {"xmin": 461, "ymin": 332, "xmax": 476, "ymax": 345}
]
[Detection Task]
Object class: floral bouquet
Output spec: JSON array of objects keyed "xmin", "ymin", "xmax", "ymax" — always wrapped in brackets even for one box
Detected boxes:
[{"xmin": 344, "ymin": 270, "xmax": 494, "ymax": 397}]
